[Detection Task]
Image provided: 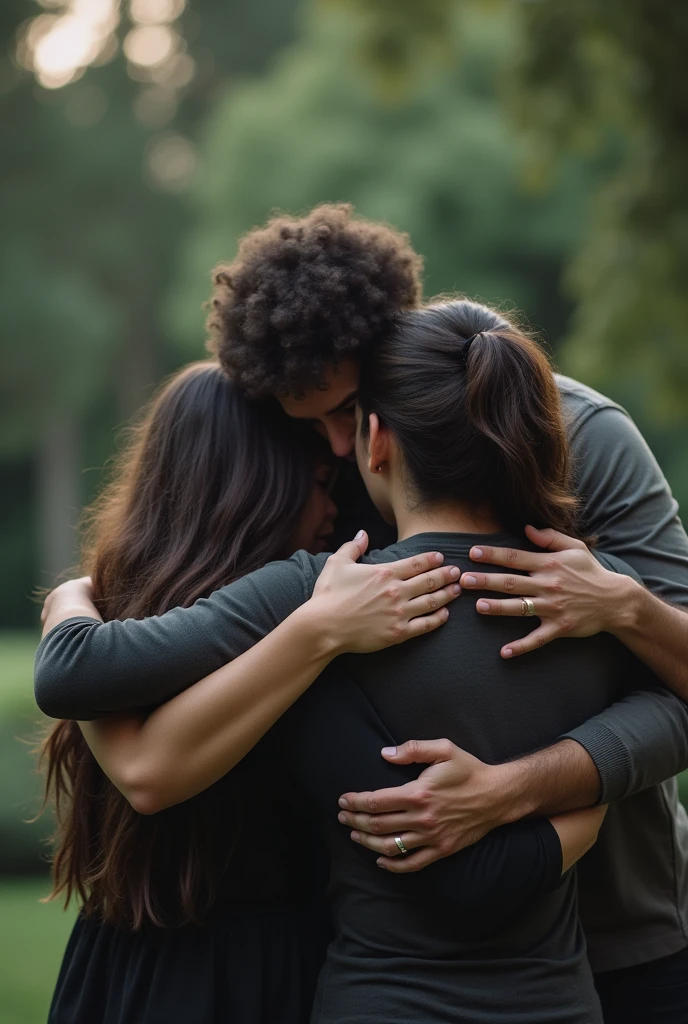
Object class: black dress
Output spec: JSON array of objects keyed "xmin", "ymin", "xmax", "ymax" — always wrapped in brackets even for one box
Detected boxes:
[{"xmin": 47, "ymin": 743, "xmax": 331, "ymax": 1024}]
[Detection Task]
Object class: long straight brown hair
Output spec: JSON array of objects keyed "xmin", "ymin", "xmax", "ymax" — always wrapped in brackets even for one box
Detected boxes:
[
  {"xmin": 359, "ymin": 299, "xmax": 580, "ymax": 536},
  {"xmin": 39, "ymin": 361, "xmax": 322, "ymax": 930}
]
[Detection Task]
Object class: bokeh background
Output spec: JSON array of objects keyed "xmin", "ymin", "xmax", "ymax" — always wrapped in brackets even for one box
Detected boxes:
[{"xmin": 2, "ymin": 1, "xmax": 687, "ymax": 1020}]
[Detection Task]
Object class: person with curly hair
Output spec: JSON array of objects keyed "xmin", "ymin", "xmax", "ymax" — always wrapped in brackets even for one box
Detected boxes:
[{"xmin": 203, "ymin": 203, "xmax": 688, "ymax": 1021}]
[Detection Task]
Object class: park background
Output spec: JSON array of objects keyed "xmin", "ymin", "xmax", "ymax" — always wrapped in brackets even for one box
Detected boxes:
[{"xmin": 2, "ymin": 1, "xmax": 687, "ymax": 1020}]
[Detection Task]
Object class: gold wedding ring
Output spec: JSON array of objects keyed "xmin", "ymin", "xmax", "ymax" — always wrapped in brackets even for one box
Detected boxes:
[
  {"xmin": 521, "ymin": 597, "xmax": 536, "ymax": 617},
  {"xmin": 394, "ymin": 836, "xmax": 408, "ymax": 854}
]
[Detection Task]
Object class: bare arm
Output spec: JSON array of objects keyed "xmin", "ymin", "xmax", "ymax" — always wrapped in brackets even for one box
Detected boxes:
[{"xmin": 80, "ymin": 602, "xmax": 345, "ymax": 813}]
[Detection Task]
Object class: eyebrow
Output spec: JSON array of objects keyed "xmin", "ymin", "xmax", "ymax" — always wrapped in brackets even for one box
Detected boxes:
[{"xmin": 324, "ymin": 389, "xmax": 358, "ymax": 416}]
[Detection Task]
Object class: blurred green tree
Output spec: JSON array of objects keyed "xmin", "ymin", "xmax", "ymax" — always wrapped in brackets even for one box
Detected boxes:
[
  {"xmin": 0, "ymin": 0, "xmax": 300, "ymax": 623},
  {"xmin": 169, "ymin": 4, "xmax": 598, "ymax": 359}
]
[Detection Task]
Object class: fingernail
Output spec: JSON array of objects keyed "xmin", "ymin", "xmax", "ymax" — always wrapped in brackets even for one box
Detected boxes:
[
  {"xmin": 453, "ymin": 584, "xmax": 461, "ymax": 595},
  {"xmin": 464, "ymin": 575, "xmax": 477, "ymax": 586},
  {"xmin": 477, "ymin": 599, "xmax": 490, "ymax": 612},
  {"xmin": 351, "ymin": 832, "xmax": 360, "ymax": 842},
  {"xmin": 472, "ymin": 548, "xmax": 484, "ymax": 559},
  {"xmin": 377, "ymin": 859, "xmax": 387, "ymax": 869},
  {"xmin": 354, "ymin": 530, "xmax": 364, "ymax": 540},
  {"xmin": 434, "ymin": 552, "xmax": 444, "ymax": 564},
  {"xmin": 449, "ymin": 566, "xmax": 460, "ymax": 578},
  {"xmin": 503, "ymin": 648, "xmax": 513, "ymax": 659},
  {"xmin": 381, "ymin": 746, "xmax": 397, "ymax": 757},
  {"xmin": 338, "ymin": 797, "xmax": 348, "ymax": 808},
  {"xmin": 338, "ymin": 812, "xmax": 347, "ymax": 824}
]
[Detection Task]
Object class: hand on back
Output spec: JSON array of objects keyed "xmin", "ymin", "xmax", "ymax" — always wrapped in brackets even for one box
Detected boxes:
[{"xmin": 311, "ymin": 531, "xmax": 461, "ymax": 655}]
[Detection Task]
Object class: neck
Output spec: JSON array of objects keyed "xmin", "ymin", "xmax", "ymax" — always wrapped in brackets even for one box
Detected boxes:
[{"xmin": 394, "ymin": 501, "xmax": 503, "ymax": 541}]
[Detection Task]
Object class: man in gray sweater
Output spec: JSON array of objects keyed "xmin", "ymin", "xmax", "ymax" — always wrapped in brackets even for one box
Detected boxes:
[{"xmin": 40, "ymin": 205, "xmax": 688, "ymax": 1022}]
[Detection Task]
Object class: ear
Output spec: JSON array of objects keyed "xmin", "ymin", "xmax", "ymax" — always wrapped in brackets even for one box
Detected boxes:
[{"xmin": 368, "ymin": 413, "xmax": 390, "ymax": 474}]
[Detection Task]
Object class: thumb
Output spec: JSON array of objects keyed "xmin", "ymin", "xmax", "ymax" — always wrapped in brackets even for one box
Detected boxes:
[
  {"xmin": 525, "ymin": 525, "xmax": 584, "ymax": 552},
  {"xmin": 382, "ymin": 738, "xmax": 456, "ymax": 765},
  {"xmin": 334, "ymin": 530, "xmax": 369, "ymax": 563}
]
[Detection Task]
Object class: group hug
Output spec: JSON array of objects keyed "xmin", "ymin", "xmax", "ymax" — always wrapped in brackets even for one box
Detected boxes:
[{"xmin": 35, "ymin": 203, "xmax": 688, "ymax": 1023}]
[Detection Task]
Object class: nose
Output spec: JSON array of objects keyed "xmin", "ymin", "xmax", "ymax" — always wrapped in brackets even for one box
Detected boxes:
[
  {"xmin": 326, "ymin": 426, "xmax": 355, "ymax": 459},
  {"xmin": 326, "ymin": 495, "xmax": 338, "ymax": 521}
]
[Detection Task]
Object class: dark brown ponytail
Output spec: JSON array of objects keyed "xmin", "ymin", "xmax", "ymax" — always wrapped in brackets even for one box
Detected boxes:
[{"xmin": 358, "ymin": 299, "xmax": 579, "ymax": 536}]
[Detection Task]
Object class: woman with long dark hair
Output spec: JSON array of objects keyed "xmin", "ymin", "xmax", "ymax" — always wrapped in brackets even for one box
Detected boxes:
[
  {"xmin": 38, "ymin": 360, "xmax": 462, "ymax": 1024},
  {"xmin": 35, "ymin": 303, "xmax": 639, "ymax": 1022}
]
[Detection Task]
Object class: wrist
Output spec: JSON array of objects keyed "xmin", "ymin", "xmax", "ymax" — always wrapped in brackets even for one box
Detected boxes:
[
  {"xmin": 482, "ymin": 759, "xmax": 539, "ymax": 827},
  {"xmin": 296, "ymin": 598, "xmax": 345, "ymax": 660},
  {"xmin": 605, "ymin": 573, "xmax": 647, "ymax": 635}
]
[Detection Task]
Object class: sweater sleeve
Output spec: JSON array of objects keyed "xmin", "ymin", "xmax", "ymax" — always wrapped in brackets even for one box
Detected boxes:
[
  {"xmin": 34, "ymin": 552, "xmax": 322, "ymax": 720},
  {"xmin": 284, "ymin": 666, "xmax": 562, "ymax": 929},
  {"xmin": 560, "ymin": 550, "xmax": 688, "ymax": 802}
]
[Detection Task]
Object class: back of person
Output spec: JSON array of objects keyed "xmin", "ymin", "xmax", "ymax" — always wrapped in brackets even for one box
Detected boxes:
[{"xmin": 307, "ymin": 532, "xmax": 632, "ymax": 1024}]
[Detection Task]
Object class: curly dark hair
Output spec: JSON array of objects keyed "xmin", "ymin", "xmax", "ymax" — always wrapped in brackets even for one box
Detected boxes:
[{"xmin": 206, "ymin": 203, "xmax": 424, "ymax": 397}]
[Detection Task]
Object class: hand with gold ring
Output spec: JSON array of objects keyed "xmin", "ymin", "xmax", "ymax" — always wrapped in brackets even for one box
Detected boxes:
[{"xmin": 458, "ymin": 525, "xmax": 632, "ymax": 659}]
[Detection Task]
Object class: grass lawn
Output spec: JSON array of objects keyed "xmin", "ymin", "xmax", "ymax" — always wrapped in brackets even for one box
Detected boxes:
[
  {"xmin": 0, "ymin": 631, "xmax": 40, "ymax": 718},
  {"xmin": 0, "ymin": 878, "xmax": 76, "ymax": 1024}
]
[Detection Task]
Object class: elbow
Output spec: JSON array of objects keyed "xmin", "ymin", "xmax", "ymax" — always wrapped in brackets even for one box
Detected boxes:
[
  {"xmin": 117, "ymin": 761, "xmax": 173, "ymax": 816},
  {"xmin": 126, "ymin": 787, "xmax": 166, "ymax": 816}
]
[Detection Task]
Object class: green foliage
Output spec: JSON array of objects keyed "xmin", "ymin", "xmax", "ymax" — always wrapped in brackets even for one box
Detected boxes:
[
  {"xmin": 169, "ymin": 3, "xmax": 598, "ymax": 353},
  {"xmin": 0, "ymin": 878, "xmax": 76, "ymax": 1024}
]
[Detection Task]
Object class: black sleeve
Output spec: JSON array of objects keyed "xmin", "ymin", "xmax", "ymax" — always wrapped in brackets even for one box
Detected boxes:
[
  {"xmin": 34, "ymin": 552, "xmax": 324, "ymax": 720},
  {"xmin": 283, "ymin": 666, "xmax": 562, "ymax": 934}
]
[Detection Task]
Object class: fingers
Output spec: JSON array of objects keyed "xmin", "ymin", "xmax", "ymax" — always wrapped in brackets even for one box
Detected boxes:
[
  {"xmin": 377, "ymin": 846, "xmax": 440, "ymax": 873},
  {"xmin": 404, "ymin": 607, "xmax": 450, "ymax": 638},
  {"xmin": 405, "ymin": 584, "xmax": 460, "ymax": 620},
  {"xmin": 475, "ymin": 597, "xmax": 543, "ymax": 617},
  {"xmin": 333, "ymin": 531, "xmax": 369, "ymax": 564},
  {"xmin": 469, "ymin": 544, "xmax": 544, "ymax": 572},
  {"xmin": 350, "ymin": 830, "xmax": 424, "ymax": 857},
  {"xmin": 339, "ymin": 783, "xmax": 417, "ymax": 814},
  {"xmin": 383, "ymin": 738, "xmax": 456, "ymax": 765},
  {"xmin": 460, "ymin": 572, "xmax": 536, "ymax": 595},
  {"xmin": 525, "ymin": 525, "xmax": 586, "ymax": 552},
  {"xmin": 404, "ymin": 563, "xmax": 461, "ymax": 599},
  {"xmin": 388, "ymin": 551, "xmax": 445, "ymax": 580},
  {"xmin": 338, "ymin": 809, "xmax": 410, "ymax": 834},
  {"xmin": 501, "ymin": 622, "xmax": 560, "ymax": 659}
]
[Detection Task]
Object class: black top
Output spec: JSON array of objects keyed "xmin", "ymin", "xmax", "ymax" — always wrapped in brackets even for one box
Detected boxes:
[
  {"xmin": 37, "ymin": 529, "xmax": 643, "ymax": 1022},
  {"xmin": 44, "ymin": 542, "xmax": 562, "ymax": 1024}
]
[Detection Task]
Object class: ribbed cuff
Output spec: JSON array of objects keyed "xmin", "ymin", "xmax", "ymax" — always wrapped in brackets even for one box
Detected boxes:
[{"xmin": 560, "ymin": 721, "xmax": 634, "ymax": 804}]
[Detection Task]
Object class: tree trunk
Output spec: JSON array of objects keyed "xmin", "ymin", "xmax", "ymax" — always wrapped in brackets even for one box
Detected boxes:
[{"xmin": 36, "ymin": 415, "xmax": 81, "ymax": 586}]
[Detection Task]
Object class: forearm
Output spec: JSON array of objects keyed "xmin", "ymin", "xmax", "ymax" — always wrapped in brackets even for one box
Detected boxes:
[
  {"xmin": 609, "ymin": 577, "xmax": 688, "ymax": 700},
  {"xmin": 35, "ymin": 561, "xmax": 312, "ymax": 719},
  {"xmin": 83, "ymin": 601, "xmax": 340, "ymax": 813},
  {"xmin": 496, "ymin": 739, "xmax": 602, "ymax": 821}
]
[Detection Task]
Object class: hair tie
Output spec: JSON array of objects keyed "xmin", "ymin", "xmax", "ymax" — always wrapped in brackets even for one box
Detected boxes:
[{"xmin": 461, "ymin": 333, "xmax": 479, "ymax": 368}]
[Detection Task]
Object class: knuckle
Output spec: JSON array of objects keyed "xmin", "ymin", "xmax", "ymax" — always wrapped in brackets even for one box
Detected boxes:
[
  {"xmin": 548, "ymin": 577, "xmax": 564, "ymax": 593},
  {"xmin": 535, "ymin": 634, "xmax": 547, "ymax": 648},
  {"xmin": 406, "ymin": 740, "xmax": 420, "ymax": 758},
  {"xmin": 420, "ymin": 813, "xmax": 438, "ymax": 831},
  {"xmin": 423, "ymin": 615, "xmax": 435, "ymax": 631},
  {"xmin": 391, "ymin": 622, "xmax": 406, "ymax": 641},
  {"xmin": 411, "ymin": 558, "xmax": 422, "ymax": 573},
  {"xmin": 560, "ymin": 617, "xmax": 575, "ymax": 634},
  {"xmin": 506, "ymin": 548, "xmax": 518, "ymax": 564},
  {"xmin": 504, "ymin": 575, "xmax": 517, "ymax": 591},
  {"xmin": 427, "ymin": 595, "xmax": 438, "ymax": 610},
  {"xmin": 366, "ymin": 796, "xmax": 380, "ymax": 813},
  {"xmin": 384, "ymin": 585, "xmax": 400, "ymax": 600},
  {"xmin": 545, "ymin": 557, "xmax": 561, "ymax": 571},
  {"xmin": 552, "ymin": 598, "xmax": 565, "ymax": 613},
  {"xmin": 369, "ymin": 817, "xmax": 383, "ymax": 834},
  {"xmin": 425, "ymin": 574, "xmax": 436, "ymax": 591},
  {"xmin": 378, "ymin": 566, "xmax": 394, "ymax": 582}
]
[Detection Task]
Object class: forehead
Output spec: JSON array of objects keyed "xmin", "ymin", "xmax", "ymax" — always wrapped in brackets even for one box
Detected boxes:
[{"xmin": 279, "ymin": 359, "xmax": 360, "ymax": 420}]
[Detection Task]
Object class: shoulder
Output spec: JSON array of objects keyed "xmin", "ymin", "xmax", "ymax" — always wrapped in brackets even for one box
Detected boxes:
[{"xmin": 556, "ymin": 374, "xmax": 629, "ymax": 435}]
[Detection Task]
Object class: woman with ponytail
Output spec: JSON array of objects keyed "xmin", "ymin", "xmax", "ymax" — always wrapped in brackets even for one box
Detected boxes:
[{"xmin": 37, "ymin": 302, "xmax": 649, "ymax": 1022}]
